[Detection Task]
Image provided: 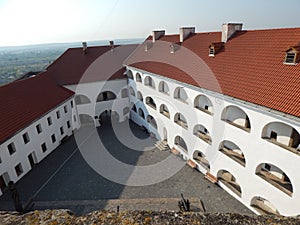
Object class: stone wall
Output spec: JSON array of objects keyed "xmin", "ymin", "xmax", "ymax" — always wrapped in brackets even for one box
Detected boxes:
[{"xmin": 0, "ymin": 210, "xmax": 299, "ymax": 225}]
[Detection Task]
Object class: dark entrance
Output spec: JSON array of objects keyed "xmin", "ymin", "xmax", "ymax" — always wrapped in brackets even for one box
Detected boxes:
[
  {"xmin": 28, "ymin": 152, "xmax": 36, "ymax": 168},
  {"xmin": 99, "ymin": 110, "xmax": 119, "ymax": 126},
  {"xmin": 270, "ymin": 131, "xmax": 277, "ymax": 140},
  {"xmin": 0, "ymin": 174, "xmax": 7, "ymax": 192}
]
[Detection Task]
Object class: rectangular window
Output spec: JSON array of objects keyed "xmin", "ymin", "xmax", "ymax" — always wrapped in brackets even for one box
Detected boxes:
[
  {"xmin": 22, "ymin": 132, "xmax": 30, "ymax": 144},
  {"xmin": 47, "ymin": 117, "xmax": 52, "ymax": 126},
  {"xmin": 60, "ymin": 127, "xmax": 64, "ymax": 135},
  {"xmin": 51, "ymin": 134, "xmax": 56, "ymax": 143},
  {"xmin": 0, "ymin": 156, "xmax": 2, "ymax": 163},
  {"xmin": 285, "ymin": 53, "xmax": 296, "ymax": 64},
  {"xmin": 71, "ymin": 101, "xmax": 74, "ymax": 108},
  {"xmin": 41, "ymin": 143, "xmax": 47, "ymax": 153},
  {"xmin": 73, "ymin": 115, "xmax": 77, "ymax": 122},
  {"xmin": 64, "ymin": 105, "xmax": 68, "ymax": 113},
  {"xmin": 56, "ymin": 110, "xmax": 61, "ymax": 119},
  {"xmin": 15, "ymin": 163, "xmax": 23, "ymax": 176},
  {"xmin": 67, "ymin": 121, "xmax": 71, "ymax": 129},
  {"xmin": 36, "ymin": 124, "xmax": 42, "ymax": 134},
  {"xmin": 7, "ymin": 142, "xmax": 16, "ymax": 155}
]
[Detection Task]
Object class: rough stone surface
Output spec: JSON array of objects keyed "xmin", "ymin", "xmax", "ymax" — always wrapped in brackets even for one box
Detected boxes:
[{"xmin": 0, "ymin": 210, "xmax": 299, "ymax": 225}]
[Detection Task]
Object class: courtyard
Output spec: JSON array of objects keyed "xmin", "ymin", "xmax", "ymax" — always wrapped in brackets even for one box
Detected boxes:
[{"xmin": 0, "ymin": 117, "xmax": 252, "ymax": 215}]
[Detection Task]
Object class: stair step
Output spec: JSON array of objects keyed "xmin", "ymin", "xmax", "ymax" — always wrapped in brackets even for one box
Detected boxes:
[{"xmin": 155, "ymin": 140, "xmax": 171, "ymax": 151}]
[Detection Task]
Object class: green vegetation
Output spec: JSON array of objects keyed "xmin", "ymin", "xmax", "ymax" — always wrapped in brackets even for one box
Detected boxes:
[
  {"xmin": 0, "ymin": 39, "xmax": 143, "ymax": 85},
  {"xmin": 0, "ymin": 48, "xmax": 64, "ymax": 85}
]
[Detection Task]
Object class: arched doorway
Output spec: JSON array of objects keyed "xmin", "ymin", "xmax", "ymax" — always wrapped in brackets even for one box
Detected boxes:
[
  {"xmin": 79, "ymin": 114, "xmax": 94, "ymax": 126},
  {"xmin": 99, "ymin": 110, "xmax": 119, "ymax": 126}
]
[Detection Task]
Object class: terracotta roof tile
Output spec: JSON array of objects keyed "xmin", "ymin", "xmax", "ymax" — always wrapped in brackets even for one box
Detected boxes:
[
  {"xmin": 0, "ymin": 44, "xmax": 138, "ymax": 143},
  {"xmin": 0, "ymin": 74, "xmax": 74, "ymax": 144},
  {"xmin": 47, "ymin": 44, "xmax": 138, "ymax": 85},
  {"xmin": 126, "ymin": 28, "xmax": 300, "ymax": 118}
]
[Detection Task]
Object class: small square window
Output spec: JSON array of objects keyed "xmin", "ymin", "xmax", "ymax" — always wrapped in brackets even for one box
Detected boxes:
[
  {"xmin": 7, "ymin": 142, "xmax": 16, "ymax": 155},
  {"xmin": 51, "ymin": 134, "xmax": 56, "ymax": 143},
  {"xmin": 22, "ymin": 132, "xmax": 30, "ymax": 144},
  {"xmin": 64, "ymin": 105, "xmax": 68, "ymax": 113},
  {"xmin": 56, "ymin": 111, "xmax": 61, "ymax": 119},
  {"xmin": 60, "ymin": 127, "xmax": 64, "ymax": 135},
  {"xmin": 67, "ymin": 121, "xmax": 71, "ymax": 129},
  {"xmin": 71, "ymin": 101, "xmax": 74, "ymax": 108},
  {"xmin": 41, "ymin": 143, "xmax": 47, "ymax": 152},
  {"xmin": 285, "ymin": 53, "xmax": 296, "ymax": 64},
  {"xmin": 15, "ymin": 163, "xmax": 23, "ymax": 176},
  {"xmin": 36, "ymin": 124, "xmax": 42, "ymax": 134},
  {"xmin": 47, "ymin": 117, "xmax": 52, "ymax": 126},
  {"xmin": 204, "ymin": 105, "xmax": 209, "ymax": 110}
]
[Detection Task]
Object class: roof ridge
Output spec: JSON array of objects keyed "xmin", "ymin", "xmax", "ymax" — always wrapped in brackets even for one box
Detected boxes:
[{"xmin": 243, "ymin": 26, "xmax": 300, "ymax": 32}]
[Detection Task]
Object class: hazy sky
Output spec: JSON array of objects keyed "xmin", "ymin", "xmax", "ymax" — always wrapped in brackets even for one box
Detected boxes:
[{"xmin": 0, "ymin": 0, "xmax": 300, "ymax": 46}]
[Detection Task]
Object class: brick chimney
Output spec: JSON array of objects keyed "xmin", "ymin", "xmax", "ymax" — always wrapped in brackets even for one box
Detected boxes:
[
  {"xmin": 179, "ymin": 27, "xmax": 195, "ymax": 42},
  {"xmin": 82, "ymin": 42, "xmax": 87, "ymax": 54},
  {"xmin": 222, "ymin": 23, "xmax": 243, "ymax": 43},
  {"xmin": 152, "ymin": 30, "xmax": 165, "ymax": 42}
]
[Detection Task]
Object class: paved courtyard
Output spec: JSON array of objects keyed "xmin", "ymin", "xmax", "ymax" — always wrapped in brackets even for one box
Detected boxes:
[{"xmin": 0, "ymin": 118, "xmax": 252, "ymax": 215}]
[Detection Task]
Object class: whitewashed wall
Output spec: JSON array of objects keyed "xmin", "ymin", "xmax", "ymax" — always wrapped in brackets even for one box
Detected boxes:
[
  {"xmin": 126, "ymin": 66, "xmax": 300, "ymax": 216},
  {"xmin": 65, "ymin": 79, "xmax": 130, "ymax": 127},
  {"xmin": 0, "ymin": 98, "xmax": 74, "ymax": 196}
]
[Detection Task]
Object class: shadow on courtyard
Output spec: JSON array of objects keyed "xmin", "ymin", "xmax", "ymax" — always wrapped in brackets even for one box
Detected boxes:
[{"xmin": 0, "ymin": 115, "xmax": 252, "ymax": 215}]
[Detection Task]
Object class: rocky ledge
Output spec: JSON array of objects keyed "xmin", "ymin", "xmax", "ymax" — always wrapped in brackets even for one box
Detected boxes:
[{"xmin": 0, "ymin": 210, "xmax": 300, "ymax": 225}]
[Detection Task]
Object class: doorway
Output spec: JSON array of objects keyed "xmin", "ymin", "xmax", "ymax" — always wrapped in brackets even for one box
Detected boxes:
[
  {"xmin": 0, "ymin": 172, "xmax": 10, "ymax": 192},
  {"xmin": 28, "ymin": 152, "xmax": 37, "ymax": 168}
]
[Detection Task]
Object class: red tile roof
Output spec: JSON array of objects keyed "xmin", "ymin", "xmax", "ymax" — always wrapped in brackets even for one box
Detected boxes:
[
  {"xmin": 0, "ymin": 44, "xmax": 138, "ymax": 143},
  {"xmin": 46, "ymin": 44, "xmax": 138, "ymax": 85},
  {"xmin": 125, "ymin": 28, "xmax": 300, "ymax": 118},
  {"xmin": 0, "ymin": 74, "xmax": 74, "ymax": 144}
]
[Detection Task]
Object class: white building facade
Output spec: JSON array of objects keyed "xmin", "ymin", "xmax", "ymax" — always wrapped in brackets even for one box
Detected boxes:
[
  {"xmin": 0, "ymin": 98, "xmax": 74, "ymax": 196},
  {"xmin": 65, "ymin": 78, "xmax": 130, "ymax": 128},
  {"xmin": 125, "ymin": 67, "xmax": 300, "ymax": 216}
]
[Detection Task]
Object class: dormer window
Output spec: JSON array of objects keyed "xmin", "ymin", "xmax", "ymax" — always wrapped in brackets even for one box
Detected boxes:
[
  {"xmin": 209, "ymin": 42, "xmax": 224, "ymax": 57},
  {"xmin": 284, "ymin": 46, "xmax": 300, "ymax": 65},
  {"xmin": 285, "ymin": 53, "xmax": 296, "ymax": 63},
  {"xmin": 209, "ymin": 46, "xmax": 215, "ymax": 56}
]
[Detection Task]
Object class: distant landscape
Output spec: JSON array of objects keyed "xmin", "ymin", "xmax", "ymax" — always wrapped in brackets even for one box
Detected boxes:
[{"xmin": 0, "ymin": 38, "xmax": 143, "ymax": 85}]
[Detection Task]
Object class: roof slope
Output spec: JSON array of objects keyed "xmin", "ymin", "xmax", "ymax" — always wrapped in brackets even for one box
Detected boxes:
[
  {"xmin": 47, "ymin": 44, "xmax": 138, "ymax": 85},
  {"xmin": 125, "ymin": 28, "xmax": 300, "ymax": 118},
  {"xmin": 0, "ymin": 74, "xmax": 74, "ymax": 144}
]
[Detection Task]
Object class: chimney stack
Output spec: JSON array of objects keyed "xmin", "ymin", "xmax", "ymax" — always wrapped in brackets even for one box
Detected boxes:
[
  {"xmin": 109, "ymin": 41, "xmax": 114, "ymax": 51},
  {"xmin": 82, "ymin": 42, "xmax": 87, "ymax": 54},
  {"xmin": 152, "ymin": 30, "xmax": 165, "ymax": 42},
  {"xmin": 179, "ymin": 27, "xmax": 195, "ymax": 42},
  {"xmin": 222, "ymin": 23, "xmax": 243, "ymax": 43}
]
